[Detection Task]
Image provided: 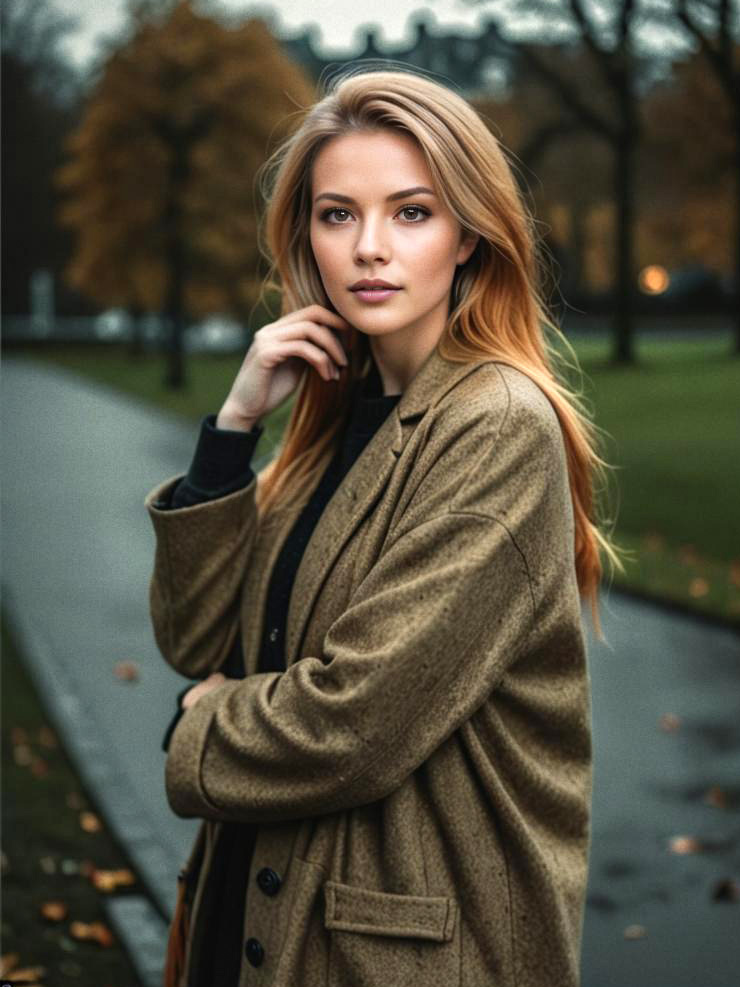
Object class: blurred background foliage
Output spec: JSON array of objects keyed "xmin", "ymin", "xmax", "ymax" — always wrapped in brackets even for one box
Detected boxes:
[{"xmin": 53, "ymin": 1, "xmax": 314, "ymax": 384}]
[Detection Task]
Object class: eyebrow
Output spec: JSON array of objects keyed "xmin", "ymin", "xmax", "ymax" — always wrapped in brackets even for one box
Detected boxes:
[{"xmin": 314, "ymin": 186, "xmax": 436, "ymax": 205}]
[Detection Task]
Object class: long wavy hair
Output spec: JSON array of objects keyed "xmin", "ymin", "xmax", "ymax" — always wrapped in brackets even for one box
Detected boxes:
[{"xmin": 252, "ymin": 65, "xmax": 626, "ymax": 641}]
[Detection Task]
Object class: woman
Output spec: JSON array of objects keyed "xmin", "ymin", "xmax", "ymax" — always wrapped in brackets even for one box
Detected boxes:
[{"xmin": 146, "ymin": 66, "xmax": 622, "ymax": 987}]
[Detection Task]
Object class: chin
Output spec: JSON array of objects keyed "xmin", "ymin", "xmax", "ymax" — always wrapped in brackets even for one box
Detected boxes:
[{"xmin": 354, "ymin": 323, "xmax": 403, "ymax": 338}]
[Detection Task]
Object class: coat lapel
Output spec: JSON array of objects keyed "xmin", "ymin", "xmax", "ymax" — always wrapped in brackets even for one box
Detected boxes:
[{"xmin": 284, "ymin": 343, "xmax": 489, "ymax": 667}]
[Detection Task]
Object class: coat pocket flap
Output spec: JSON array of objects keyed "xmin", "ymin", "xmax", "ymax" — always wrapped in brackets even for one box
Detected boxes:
[{"xmin": 323, "ymin": 880, "xmax": 458, "ymax": 942}]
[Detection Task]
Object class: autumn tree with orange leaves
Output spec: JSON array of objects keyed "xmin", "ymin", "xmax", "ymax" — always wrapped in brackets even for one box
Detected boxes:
[{"xmin": 56, "ymin": 0, "xmax": 315, "ymax": 386}]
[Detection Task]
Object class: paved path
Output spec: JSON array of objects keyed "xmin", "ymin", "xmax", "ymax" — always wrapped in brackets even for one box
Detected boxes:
[
  {"xmin": 2, "ymin": 357, "xmax": 738, "ymax": 986},
  {"xmin": 580, "ymin": 595, "xmax": 739, "ymax": 986}
]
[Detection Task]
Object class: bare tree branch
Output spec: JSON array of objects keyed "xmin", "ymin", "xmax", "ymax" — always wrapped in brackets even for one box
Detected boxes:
[
  {"xmin": 568, "ymin": 0, "xmax": 621, "ymax": 91},
  {"xmin": 484, "ymin": 22, "xmax": 620, "ymax": 141},
  {"xmin": 676, "ymin": 0, "xmax": 737, "ymax": 97}
]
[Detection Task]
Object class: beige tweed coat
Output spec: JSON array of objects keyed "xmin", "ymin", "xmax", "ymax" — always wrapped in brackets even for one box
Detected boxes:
[{"xmin": 145, "ymin": 343, "xmax": 593, "ymax": 987}]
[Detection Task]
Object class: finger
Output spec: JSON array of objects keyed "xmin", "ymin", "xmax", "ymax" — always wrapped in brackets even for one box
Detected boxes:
[
  {"xmin": 313, "ymin": 324, "xmax": 349, "ymax": 367},
  {"xmin": 274, "ymin": 339, "xmax": 341, "ymax": 381},
  {"xmin": 276, "ymin": 321, "xmax": 348, "ymax": 368}
]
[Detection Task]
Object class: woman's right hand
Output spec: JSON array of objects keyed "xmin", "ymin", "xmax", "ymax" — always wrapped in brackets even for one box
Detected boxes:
[{"xmin": 216, "ymin": 305, "xmax": 352, "ymax": 431}]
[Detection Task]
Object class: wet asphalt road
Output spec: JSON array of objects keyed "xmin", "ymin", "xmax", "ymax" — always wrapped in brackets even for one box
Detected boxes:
[{"xmin": 2, "ymin": 357, "xmax": 738, "ymax": 986}]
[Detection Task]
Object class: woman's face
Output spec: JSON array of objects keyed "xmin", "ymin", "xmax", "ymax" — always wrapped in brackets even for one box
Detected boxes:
[{"xmin": 309, "ymin": 129, "xmax": 478, "ymax": 358}]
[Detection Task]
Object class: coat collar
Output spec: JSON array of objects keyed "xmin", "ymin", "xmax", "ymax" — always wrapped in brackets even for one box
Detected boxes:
[{"xmin": 282, "ymin": 343, "xmax": 490, "ymax": 667}]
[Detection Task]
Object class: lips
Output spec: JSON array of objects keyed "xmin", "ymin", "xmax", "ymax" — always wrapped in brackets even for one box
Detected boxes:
[
  {"xmin": 351, "ymin": 285, "xmax": 400, "ymax": 303},
  {"xmin": 350, "ymin": 280, "xmax": 400, "ymax": 291}
]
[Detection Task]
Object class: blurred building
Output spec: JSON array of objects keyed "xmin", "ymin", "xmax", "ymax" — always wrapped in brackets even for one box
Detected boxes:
[{"xmin": 281, "ymin": 12, "xmax": 513, "ymax": 99}]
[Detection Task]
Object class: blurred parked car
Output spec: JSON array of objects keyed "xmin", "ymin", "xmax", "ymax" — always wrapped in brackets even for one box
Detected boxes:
[
  {"xmin": 183, "ymin": 316, "xmax": 246, "ymax": 353},
  {"xmin": 94, "ymin": 308, "xmax": 132, "ymax": 340},
  {"xmin": 4, "ymin": 308, "xmax": 249, "ymax": 351}
]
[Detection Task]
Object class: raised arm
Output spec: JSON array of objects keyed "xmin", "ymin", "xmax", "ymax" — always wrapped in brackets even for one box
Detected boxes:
[
  {"xmin": 145, "ymin": 416, "xmax": 263, "ymax": 680},
  {"xmin": 145, "ymin": 303, "xmax": 351, "ymax": 681}
]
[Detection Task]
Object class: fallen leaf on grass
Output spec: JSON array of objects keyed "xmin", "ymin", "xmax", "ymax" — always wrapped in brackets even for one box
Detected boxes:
[
  {"xmin": 10, "ymin": 726, "xmax": 28, "ymax": 744},
  {"xmin": 79, "ymin": 811, "xmax": 102, "ymax": 833},
  {"xmin": 40, "ymin": 900, "xmax": 68, "ymax": 922},
  {"xmin": 90, "ymin": 867, "xmax": 136, "ymax": 892},
  {"xmin": 659, "ymin": 712, "xmax": 681, "ymax": 732},
  {"xmin": 0, "ymin": 952, "xmax": 47, "ymax": 982},
  {"xmin": 13, "ymin": 742, "xmax": 33, "ymax": 766},
  {"xmin": 30, "ymin": 757, "xmax": 49, "ymax": 778},
  {"xmin": 668, "ymin": 835, "xmax": 702, "ymax": 854},
  {"xmin": 624, "ymin": 924, "xmax": 647, "ymax": 939},
  {"xmin": 688, "ymin": 577, "xmax": 710, "ymax": 598},
  {"xmin": 0, "ymin": 953, "xmax": 20, "ymax": 976},
  {"xmin": 729, "ymin": 561, "xmax": 740, "ymax": 588},
  {"xmin": 703, "ymin": 785, "xmax": 728, "ymax": 809},
  {"xmin": 66, "ymin": 791, "xmax": 84, "ymax": 810},
  {"xmin": 712, "ymin": 878, "xmax": 740, "ymax": 902},
  {"xmin": 113, "ymin": 660, "xmax": 140, "ymax": 682},
  {"xmin": 69, "ymin": 920, "xmax": 114, "ymax": 947},
  {"xmin": 79, "ymin": 859, "xmax": 96, "ymax": 878}
]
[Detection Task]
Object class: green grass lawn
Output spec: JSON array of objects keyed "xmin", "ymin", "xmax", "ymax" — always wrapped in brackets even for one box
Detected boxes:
[
  {"xmin": 556, "ymin": 334, "xmax": 740, "ymax": 623},
  {"xmin": 7, "ymin": 334, "xmax": 740, "ymax": 624}
]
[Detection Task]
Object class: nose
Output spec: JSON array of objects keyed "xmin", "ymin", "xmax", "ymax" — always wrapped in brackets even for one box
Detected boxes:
[{"xmin": 353, "ymin": 214, "xmax": 390, "ymax": 265}]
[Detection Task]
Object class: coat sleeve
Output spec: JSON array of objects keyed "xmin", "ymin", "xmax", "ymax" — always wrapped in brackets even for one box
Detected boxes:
[
  {"xmin": 145, "ymin": 472, "xmax": 260, "ymax": 680},
  {"xmin": 164, "ymin": 387, "xmax": 573, "ymax": 824}
]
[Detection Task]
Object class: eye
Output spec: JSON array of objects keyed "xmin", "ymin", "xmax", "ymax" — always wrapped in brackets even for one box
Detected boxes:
[
  {"xmin": 319, "ymin": 205, "xmax": 431, "ymax": 224},
  {"xmin": 398, "ymin": 205, "xmax": 430, "ymax": 222},
  {"xmin": 321, "ymin": 207, "xmax": 352, "ymax": 223}
]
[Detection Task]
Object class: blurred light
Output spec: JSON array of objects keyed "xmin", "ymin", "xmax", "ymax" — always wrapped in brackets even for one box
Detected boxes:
[
  {"xmin": 94, "ymin": 308, "xmax": 131, "ymax": 340},
  {"xmin": 184, "ymin": 316, "xmax": 244, "ymax": 353},
  {"xmin": 639, "ymin": 265, "xmax": 670, "ymax": 295}
]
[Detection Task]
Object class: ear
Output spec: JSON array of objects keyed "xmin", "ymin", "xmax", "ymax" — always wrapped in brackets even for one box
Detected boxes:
[{"xmin": 456, "ymin": 230, "xmax": 479, "ymax": 266}]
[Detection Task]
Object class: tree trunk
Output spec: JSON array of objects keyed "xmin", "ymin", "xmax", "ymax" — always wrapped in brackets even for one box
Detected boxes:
[
  {"xmin": 162, "ymin": 134, "xmax": 188, "ymax": 389},
  {"xmin": 128, "ymin": 304, "xmax": 144, "ymax": 361},
  {"xmin": 570, "ymin": 199, "xmax": 588, "ymax": 298},
  {"xmin": 612, "ymin": 123, "xmax": 636, "ymax": 364},
  {"xmin": 734, "ymin": 109, "xmax": 740, "ymax": 355},
  {"xmin": 164, "ymin": 242, "xmax": 186, "ymax": 389}
]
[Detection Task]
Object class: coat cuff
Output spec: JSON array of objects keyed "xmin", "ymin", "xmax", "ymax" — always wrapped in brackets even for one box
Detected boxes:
[{"xmin": 164, "ymin": 679, "xmax": 245, "ymax": 819}]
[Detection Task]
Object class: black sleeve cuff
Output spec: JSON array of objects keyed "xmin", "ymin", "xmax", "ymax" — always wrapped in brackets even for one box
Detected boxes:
[
  {"xmin": 168, "ymin": 413, "xmax": 264, "ymax": 509},
  {"xmin": 162, "ymin": 683, "xmax": 197, "ymax": 753}
]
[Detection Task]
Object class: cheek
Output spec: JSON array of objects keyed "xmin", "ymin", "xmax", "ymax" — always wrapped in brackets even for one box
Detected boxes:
[
  {"xmin": 311, "ymin": 231, "xmax": 341, "ymax": 282},
  {"xmin": 406, "ymin": 229, "xmax": 460, "ymax": 285}
]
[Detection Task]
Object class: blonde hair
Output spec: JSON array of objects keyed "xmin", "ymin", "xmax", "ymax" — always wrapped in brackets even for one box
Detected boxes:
[{"xmin": 252, "ymin": 65, "xmax": 626, "ymax": 641}]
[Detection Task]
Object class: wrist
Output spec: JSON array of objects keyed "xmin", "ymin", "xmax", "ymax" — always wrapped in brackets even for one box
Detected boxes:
[{"xmin": 216, "ymin": 403, "xmax": 260, "ymax": 433}]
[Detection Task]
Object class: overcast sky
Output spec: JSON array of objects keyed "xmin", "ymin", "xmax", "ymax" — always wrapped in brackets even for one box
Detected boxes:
[
  {"xmin": 52, "ymin": 0, "xmax": 520, "ymax": 69},
  {"xmin": 49, "ymin": 0, "xmax": 690, "ymax": 73}
]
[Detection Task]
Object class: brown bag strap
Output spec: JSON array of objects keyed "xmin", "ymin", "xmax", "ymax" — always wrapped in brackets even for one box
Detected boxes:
[{"xmin": 163, "ymin": 869, "xmax": 191, "ymax": 987}]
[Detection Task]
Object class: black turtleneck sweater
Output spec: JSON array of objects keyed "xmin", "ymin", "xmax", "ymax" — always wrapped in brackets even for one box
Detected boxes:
[{"xmin": 159, "ymin": 358, "xmax": 401, "ymax": 985}]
